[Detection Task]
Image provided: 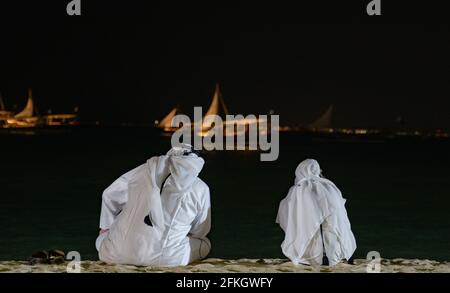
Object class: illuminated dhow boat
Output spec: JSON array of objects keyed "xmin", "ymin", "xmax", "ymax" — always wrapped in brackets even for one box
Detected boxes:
[
  {"xmin": 154, "ymin": 83, "xmax": 228, "ymax": 134},
  {"xmin": 156, "ymin": 84, "xmax": 269, "ymax": 138},
  {"xmin": 199, "ymin": 83, "xmax": 228, "ymax": 132},
  {"xmin": 4, "ymin": 89, "xmax": 40, "ymax": 128},
  {"xmin": 155, "ymin": 106, "xmax": 179, "ymax": 132},
  {"xmin": 199, "ymin": 84, "xmax": 268, "ymax": 137},
  {"xmin": 3, "ymin": 89, "xmax": 78, "ymax": 129}
]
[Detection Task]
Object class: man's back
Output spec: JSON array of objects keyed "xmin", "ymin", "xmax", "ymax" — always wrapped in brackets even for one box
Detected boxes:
[
  {"xmin": 159, "ymin": 178, "xmax": 211, "ymax": 266},
  {"xmin": 97, "ymin": 148, "xmax": 211, "ymax": 267}
]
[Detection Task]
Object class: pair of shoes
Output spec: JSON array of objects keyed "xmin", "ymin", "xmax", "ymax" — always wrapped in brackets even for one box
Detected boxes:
[{"xmin": 29, "ymin": 250, "xmax": 65, "ymax": 265}]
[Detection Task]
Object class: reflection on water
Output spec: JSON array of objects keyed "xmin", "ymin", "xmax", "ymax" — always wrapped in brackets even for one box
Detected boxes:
[{"xmin": 0, "ymin": 126, "xmax": 449, "ymax": 261}]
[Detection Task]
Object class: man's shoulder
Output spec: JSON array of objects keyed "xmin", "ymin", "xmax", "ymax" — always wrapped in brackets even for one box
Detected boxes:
[
  {"xmin": 191, "ymin": 179, "xmax": 210, "ymax": 208},
  {"xmin": 192, "ymin": 178, "xmax": 209, "ymax": 193},
  {"xmin": 191, "ymin": 178, "xmax": 210, "ymax": 204}
]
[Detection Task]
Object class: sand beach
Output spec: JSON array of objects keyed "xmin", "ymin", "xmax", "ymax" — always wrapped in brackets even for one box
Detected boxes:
[{"xmin": 1, "ymin": 258, "xmax": 449, "ymax": 273}]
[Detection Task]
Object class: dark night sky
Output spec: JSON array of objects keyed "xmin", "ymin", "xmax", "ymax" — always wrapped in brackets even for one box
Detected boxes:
[{"xmin": 1, "ymin": 1, "xmax": 449, "ymax": 130}]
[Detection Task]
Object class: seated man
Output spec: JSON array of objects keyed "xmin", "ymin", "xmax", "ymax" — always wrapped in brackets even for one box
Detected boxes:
[
  {"xmin": 95, "ymin": 145, "xmax": 211, "ymax": 267},
  {"xmin": 276, "ymin": 159, "xmax": 356, "ymax": 266}
]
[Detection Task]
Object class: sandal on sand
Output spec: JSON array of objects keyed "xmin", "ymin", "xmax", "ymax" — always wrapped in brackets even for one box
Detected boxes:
[
  {"xmin": 29, "ymin": 250, "xmax": 66, "ymax": 265},
  {"xmin": 48, "ymin": 250, "xmax": 65, "ymax": 264},
  {"xmin": 29, "ymin": 250, "xmax": 50, "ymax": 265}
]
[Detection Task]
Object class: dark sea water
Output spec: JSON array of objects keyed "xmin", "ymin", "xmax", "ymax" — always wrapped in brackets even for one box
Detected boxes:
[{"xmin": 0, "ymin": 127, "xmax": 449, "ymax": 261}]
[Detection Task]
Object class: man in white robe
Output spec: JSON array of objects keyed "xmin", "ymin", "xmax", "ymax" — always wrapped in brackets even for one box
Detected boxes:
[
  {"xmin": 95, "ymin": 145, "xmax": 211, "ymax": 267},
  {"xmin": 276, "ymin": 159, "xmax": 356, "ymax": 266}
]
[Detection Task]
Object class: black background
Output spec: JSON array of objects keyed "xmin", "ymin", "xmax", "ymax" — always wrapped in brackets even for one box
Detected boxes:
[{"xmin": 0, "ymin": 1, "xmax": 449, "ymax": 131}]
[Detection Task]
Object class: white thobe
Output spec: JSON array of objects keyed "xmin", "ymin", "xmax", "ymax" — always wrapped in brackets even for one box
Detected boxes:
[
  {"xmin": 96, "ymin": 149, "xmax": 211, "ymax": 267},
  {"xmin": 276, "ymin": 159, "xmax": 356, "ymax": 266}
]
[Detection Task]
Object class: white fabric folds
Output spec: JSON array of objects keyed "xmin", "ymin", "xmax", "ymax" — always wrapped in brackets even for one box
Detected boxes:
[
  {"xmin": 96, "ymin": 146, "xmax": 211, "ymax": 267},
  {"xmin": 276, "ymin": 159, "xmax": 356, "ymax": 266}
]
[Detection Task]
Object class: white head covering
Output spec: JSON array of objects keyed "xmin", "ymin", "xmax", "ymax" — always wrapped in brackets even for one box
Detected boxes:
[
  {"xmin": 163, "ymin": 144, "xmax": 204, "ymax": 193},
  {"xmin": 295, "ymin": 159, "xmax": 321, "ymax": 181},
  {"xmin": 276, "ymin": 159, "xmax": 356, "ymax": 266},
  {"xmin": 146, "ymin": 144, "xmax": 204, "ymax": 229}
]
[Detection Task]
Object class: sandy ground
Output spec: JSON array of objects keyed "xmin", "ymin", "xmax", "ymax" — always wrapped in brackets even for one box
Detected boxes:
[{"xmin": 1, "ymin": 258, "xmax": 449, "ymax": 273}]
